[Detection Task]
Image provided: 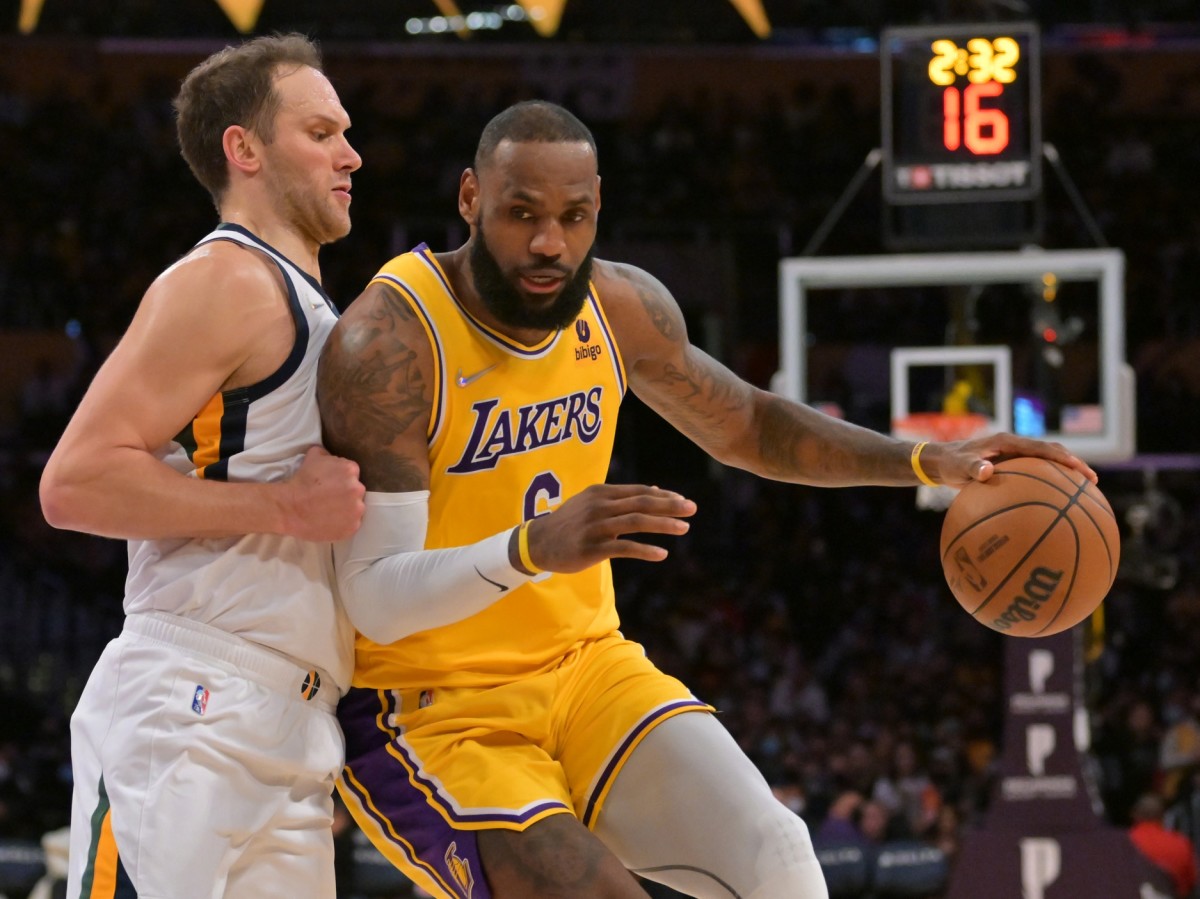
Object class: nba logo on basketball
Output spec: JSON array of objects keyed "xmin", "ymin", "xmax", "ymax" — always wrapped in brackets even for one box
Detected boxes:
[{"xmin": 192, "ymin": 685, "xmax": 209, "ymax": 716}]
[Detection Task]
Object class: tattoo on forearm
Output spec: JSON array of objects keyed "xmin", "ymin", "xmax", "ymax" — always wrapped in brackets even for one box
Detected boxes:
[
  {"xmin": 757, "ymin": 395, "xmax": 891, "ymax": 482},
  {"xmin": 611, "ymin": 263, "xmax": 904, "ymax": 484},
  {"xmin": 757, "ymin": 395, "xmax": 808, "ymax": 477},
  {"xmin": 647, "ymin": 350, "xmax": 754, "ymax": 455}
]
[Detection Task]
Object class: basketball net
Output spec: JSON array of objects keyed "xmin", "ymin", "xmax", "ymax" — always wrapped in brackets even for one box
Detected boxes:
[{"xmin": 892, "ymin": 412, "xmax": 994, "ymax": 511}]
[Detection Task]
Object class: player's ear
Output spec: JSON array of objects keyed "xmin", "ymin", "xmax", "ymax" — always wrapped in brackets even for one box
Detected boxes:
[
  {"xmin": 223, "ymin": 124, "xmax": 260, "ymax": 176},
  {"xmin": 459, "ymin": 168, "xmax": 479, "ymax": 227},
  {"xmin": 594, "ymin": 175, "xmax": 601, "ymax": 215}
]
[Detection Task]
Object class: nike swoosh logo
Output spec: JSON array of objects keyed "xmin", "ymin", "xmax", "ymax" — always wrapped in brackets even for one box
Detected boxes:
[
  {"xmin": 474, "ymin": 566, "xmax": 508, "ymax": 593},
  {"xmin": 456, "ymin": 364, "xmax": 498, "ymax": 388}
]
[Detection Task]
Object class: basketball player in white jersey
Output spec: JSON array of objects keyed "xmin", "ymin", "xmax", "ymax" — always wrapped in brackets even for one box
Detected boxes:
[{"xmin": 39, "ymin": 34, "xmax": 365, "ymax": 898}]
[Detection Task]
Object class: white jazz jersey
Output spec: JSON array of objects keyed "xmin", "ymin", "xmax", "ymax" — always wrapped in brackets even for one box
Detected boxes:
[{"xmin": 124, "ymin": 223, "xmax": 353, "ymax": 690}]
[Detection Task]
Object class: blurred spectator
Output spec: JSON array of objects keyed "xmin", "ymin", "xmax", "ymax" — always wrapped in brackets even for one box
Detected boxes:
[
  {"xmin": 1165, "ymin": 768, "xmax": 1200, "ymax": 886},
  {"xmin": 859, "ymin": 798, "xmax": 902, "ymax": 844},
  {"xmin": 872, "ymin": 739, "xmax": 942, "ymax": 839},
  {"xmin": 1161, "ymin": 690, "xmax": 1200, "ymax": 802},
  {"xmin": 929, "ymin": 802, "xmax": 963, "ymax": 861},
  {"xmin": 816, "ymin": 790, "xmax": 872, "ymax": 847},
  {"xmin": 1129, "ymin": 792, "xmax": 1199, "ymax": 899},
  {"xmin": 1096, "ymin": 698, "xmax": 1164, "ymax": 825},
  {"xmin": 815, "ymin": 791, "xmax": 901, "ymax": 849}
]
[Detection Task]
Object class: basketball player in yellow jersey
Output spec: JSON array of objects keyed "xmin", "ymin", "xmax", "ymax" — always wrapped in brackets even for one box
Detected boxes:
[{"xmin": 318, "ymin": 101, "xmax": 1096, "ymax": 899}]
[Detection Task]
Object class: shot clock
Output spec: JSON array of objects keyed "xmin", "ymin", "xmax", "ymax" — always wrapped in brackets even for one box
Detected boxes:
[{"xmin": 882, "ymin": 22, "xmax": 1041, "ymax": 205}]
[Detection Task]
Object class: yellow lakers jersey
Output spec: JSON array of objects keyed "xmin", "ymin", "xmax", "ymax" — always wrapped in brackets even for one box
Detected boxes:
[{"xmin": 352, "ymin": 245, "xmax": 626, "ymax": 690}]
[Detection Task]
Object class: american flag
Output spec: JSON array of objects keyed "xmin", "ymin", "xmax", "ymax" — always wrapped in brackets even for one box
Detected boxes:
[{"xmin": 1061, "ymin": 404, "xmax": 1103, "ymax": 434}]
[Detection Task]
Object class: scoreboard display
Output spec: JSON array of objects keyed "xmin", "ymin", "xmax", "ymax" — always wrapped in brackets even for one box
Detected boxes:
[{"xmin": 882, "ymin": 22, "xmax": 1042, "ymax": 205}]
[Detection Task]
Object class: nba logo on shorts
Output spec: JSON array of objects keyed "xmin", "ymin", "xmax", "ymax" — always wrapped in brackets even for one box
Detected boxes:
[
  {"xmin": 419, "ymin": 690, "xmax": 435, "ymax": 709},
  {"xmin": 192, "ymin": 685, "xmax": 209, "ymax": 716}
]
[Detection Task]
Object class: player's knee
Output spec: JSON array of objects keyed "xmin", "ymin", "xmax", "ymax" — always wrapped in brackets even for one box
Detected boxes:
[
  {"xmin": 754, "ymin": 799, "xmax": 815, "ymax": 862},
  {"xmin": 745, "ymin": 802, "xmax": 829, "ymax": 899}
]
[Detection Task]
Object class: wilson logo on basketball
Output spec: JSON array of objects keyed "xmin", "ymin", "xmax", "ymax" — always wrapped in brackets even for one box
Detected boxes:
[{"xmin": 992, "ymin": 567, "xmax": 1064, "ymax": 632}]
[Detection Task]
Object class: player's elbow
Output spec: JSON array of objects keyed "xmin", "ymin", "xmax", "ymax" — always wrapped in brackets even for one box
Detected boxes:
[
  {"xmin": 345, "ymin": 611, "xmax": 411, "ymax": 647},
  {"xmin": 39, "ymin": 465, "xmax": 83, "ymax": 531},
  {"xmin": 703, "ymin": 422, "xmax": 763, "ymax": 476},
  {"xmin": 345, "ymin": 610, "xmax": 395, "ymax": 646},
  {"xmin": 338, "ymin": 574, "xmax": 413, "ymax": 646},
  {"xmin": 39, "ymin": 449, "xmax": 107, "ymax": 533}
]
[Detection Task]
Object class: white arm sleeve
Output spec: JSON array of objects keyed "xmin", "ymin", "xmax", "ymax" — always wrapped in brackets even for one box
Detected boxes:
[{"xmin": 334, "ymin": 490, "xmax": 534, "ymax": 645}]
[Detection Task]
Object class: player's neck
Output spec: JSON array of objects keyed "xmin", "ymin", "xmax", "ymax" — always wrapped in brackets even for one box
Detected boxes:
[{"xmin": 219, "ymin": 208, "xmax": 322, "ymax": 282}]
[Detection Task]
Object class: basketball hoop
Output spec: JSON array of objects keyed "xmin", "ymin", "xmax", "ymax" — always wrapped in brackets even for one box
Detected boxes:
[
  {"xmin": 893, "ymin": 412, "xmax": 994, "ymax": 511},
  {"xmin": 892, "ymin": 412, "xmax": 992, "ymax": 443}
]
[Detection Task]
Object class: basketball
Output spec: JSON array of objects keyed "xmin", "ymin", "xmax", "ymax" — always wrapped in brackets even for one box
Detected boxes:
[{"xmin": 939, "ymin": 457, "xmax": 1121, "ymax": 637}]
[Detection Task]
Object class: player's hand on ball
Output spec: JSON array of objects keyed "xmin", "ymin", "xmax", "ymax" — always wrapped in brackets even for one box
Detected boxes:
[{"xmin": 932, "ymin": 433, "xmax": 1097, "ymax": 487}]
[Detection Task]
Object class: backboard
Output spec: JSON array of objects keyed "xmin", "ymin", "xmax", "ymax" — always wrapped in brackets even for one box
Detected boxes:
[{"xmin": 773, "ymin": 248, "xmax": 1134, "ymax": 463}]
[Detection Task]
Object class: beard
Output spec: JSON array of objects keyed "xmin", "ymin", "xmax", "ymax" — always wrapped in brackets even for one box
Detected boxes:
[{"xmin": 469, "ymin": 223, "xmax": 594, "ymax": 332}]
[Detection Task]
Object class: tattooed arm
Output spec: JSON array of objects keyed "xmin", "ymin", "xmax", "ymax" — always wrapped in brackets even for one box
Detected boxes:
[
  {"xmin": 596, "ymin": 260, "xmax": 1092, "ymax": 487},
  {"xmin": 317, "ymin": 271, "xmax": 696, "ymax": 642},
  {"xmin": 318, "ymin": 281, "xmax": 433, "ymax": 493},
  {"xmin": 316, "ymin": 278, "xmax": 531, "ymax": 642}
]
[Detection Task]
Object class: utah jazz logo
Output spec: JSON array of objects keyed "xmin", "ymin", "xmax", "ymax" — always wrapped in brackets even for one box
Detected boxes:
[
  {"xmin": 445, "ymin": 841, "xmax": 475, "ymax": 897},
  {"xmin": 300, "ymin": 670, "xmax": 321, "ymax": 701}
]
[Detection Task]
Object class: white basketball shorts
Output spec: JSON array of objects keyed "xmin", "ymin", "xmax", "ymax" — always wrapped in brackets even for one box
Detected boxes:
[{"xmin": 66, "ymin": 611, "xmax": 344, "ymax": 899}]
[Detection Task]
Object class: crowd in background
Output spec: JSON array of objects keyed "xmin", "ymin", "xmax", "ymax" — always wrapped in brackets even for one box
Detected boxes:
[
  {"xmin": 2, "ymin": 29, "xmax": 1200, "ymax": 897},
  {"xmin": 16, "ymin": 0, "xmax": 1200, "ymax": 42}
]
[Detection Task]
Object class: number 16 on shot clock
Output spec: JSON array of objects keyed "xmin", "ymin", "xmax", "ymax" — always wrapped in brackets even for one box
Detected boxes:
[
  {"xmin": 882, "ymin": 22, "xmax": 1042, "ymax": 204},
  {"xmin": 932, "ymin": 35, "xmax": 1019, "ymax": 154}
]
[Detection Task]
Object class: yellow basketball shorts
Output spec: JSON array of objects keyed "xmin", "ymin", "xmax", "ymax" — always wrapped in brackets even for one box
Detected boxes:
[{"xmin": 337, "ymin": 632, "xmax": 712, "ymax": 899}]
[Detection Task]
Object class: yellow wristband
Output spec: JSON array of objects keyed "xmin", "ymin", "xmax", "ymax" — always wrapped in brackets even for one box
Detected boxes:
[
  {"xmin": 517, "ymin": 521, "xmax": 542, "ymax": 574},
  {"xmin": 911, "ymin": 441, "xmax": 939, "ymax": 488}
]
